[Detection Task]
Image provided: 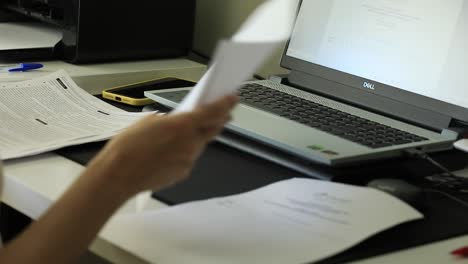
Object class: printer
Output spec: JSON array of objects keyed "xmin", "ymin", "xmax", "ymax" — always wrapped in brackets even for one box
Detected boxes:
[{"xmin": 0, "ymin": 0, "xmax": 196, "ymax": 63}]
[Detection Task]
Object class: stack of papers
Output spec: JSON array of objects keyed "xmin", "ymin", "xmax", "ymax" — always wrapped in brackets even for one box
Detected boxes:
[
  {"xmin": 0, "ymin": 70, "xmax": 148, "ymax": 160},
  {"xmin": 102, "ymin": 178, "xmax": 423, "ymax": 264}
]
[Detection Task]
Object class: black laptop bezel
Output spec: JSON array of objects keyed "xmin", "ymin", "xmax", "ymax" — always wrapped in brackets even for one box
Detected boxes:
[{"xmin": 281, "ymin": 0, "xmax": 468, "ymax": 128}]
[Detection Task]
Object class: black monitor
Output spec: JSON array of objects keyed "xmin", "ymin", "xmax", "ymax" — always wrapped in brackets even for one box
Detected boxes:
[{"xmin": 0, "ymin": 0, "xmax": 196, "ymax": 63}]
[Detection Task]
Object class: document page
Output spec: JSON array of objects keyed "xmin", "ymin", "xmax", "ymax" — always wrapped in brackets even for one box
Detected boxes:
[
  {"xmin": 0, "ymin": 22, "xmax": 62, "ymax": 50},
  {"xmin": 0, "ymin": 71, "xmax": 147, "ymax": 160},
  {"xmin": 103, "ymin": 178, "xmax": 423, "ymax": 264}
]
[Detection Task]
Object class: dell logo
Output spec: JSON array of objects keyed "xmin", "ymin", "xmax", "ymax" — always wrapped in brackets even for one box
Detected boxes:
[{"xmin": 363, "ymin": 82, "xmax": 375, "ymax": 90}]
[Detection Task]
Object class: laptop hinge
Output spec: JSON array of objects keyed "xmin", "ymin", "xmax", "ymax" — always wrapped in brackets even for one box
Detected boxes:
[{"xmin": 283, "ymin": 71, "xmax": 453, "ymax": 132}]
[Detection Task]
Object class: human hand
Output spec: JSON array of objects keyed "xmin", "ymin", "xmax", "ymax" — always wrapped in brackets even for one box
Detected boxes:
[{"xmin": 88, "ymin": 95, "xmax": 238, "ymax": 197}]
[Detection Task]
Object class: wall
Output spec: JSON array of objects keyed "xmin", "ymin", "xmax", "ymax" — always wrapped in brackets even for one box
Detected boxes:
[{"xmin": 193, "ymin": 0, "xmax": 289, "ymax": 78}]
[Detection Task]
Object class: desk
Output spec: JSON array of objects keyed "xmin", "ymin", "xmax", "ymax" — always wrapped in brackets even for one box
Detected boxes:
[
  {"xmin": 0, "ymin": 58, "xmax": 206, "ymax": 95},
  {"xmin": 3, "ymin": 152, "xmax": 468, "ymax": 264},
  {"xmin": 2, "ymin": 60, "xmax": 468, "ymax": 263}
]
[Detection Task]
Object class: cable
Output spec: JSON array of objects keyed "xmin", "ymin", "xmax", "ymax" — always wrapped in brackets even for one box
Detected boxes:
[
  {"xmin": 403, "ymin": 149, "xmax": 468, "ymax": 209},
  {"xmin": 404, "ymin": 149, "xmax": 458, "ymax": 177},
  {"xmin": 424, "ymin": 189, "xmax": 468, "ymax": 209}
]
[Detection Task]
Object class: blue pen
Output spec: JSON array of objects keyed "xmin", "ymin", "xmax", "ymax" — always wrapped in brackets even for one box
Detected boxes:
[{"xmin": 0, "ymin": 63, "xmax": 43, "ymax": 72}]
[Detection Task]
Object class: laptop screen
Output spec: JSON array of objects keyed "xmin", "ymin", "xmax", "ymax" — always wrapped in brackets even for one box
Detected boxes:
[{"xmin": 284, "ymin": 0, "xmax": 468, "ymax": 122}]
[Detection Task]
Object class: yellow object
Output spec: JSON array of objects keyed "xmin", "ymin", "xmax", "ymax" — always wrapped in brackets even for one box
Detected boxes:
[{"xmin": 102, "ymin": 77, "xmax": 196, "ymax": 106}]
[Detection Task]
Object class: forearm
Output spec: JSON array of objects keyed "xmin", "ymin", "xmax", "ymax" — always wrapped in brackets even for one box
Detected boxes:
[{"xmin": 0, "ymin": 152, "xmax": 132, "ymax": 264}]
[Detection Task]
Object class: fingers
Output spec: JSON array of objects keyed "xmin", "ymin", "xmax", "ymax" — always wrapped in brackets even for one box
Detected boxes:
[
  {"xmin": 191, "ymin": 95, "xmax": 239, "ymax": 125},
  {"xmin": 198, "ymin": 114, "xmax": 232, "ymax": 141},
  {"xmin": 157, "ymin": 95, "xmax": 237, "ymax": 144},
  {"xmin": 191, "ymin": 96, "xmax": 237, "ymax": 142}
]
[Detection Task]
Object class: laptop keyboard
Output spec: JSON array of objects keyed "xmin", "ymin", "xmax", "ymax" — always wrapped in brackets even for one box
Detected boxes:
[{"xmin": 157, "ymin": 83, "xmax": 428, "ymax": 149}]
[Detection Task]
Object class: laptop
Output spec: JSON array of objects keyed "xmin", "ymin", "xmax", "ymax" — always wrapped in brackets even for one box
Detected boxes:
[{"xmin": 145, "ymin": 0, "xmax": 468, "ymax": 166}]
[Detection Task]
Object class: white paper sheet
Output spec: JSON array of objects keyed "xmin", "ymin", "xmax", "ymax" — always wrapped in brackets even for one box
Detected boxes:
[
  {"xmin": 0, "ymin": 22, "xmax": 62, "ymax": 50},
  {"xmin": 103, "ymin": 178, "xmax": 423, "ymax": 264},
  {"xmin": 0, "ymin": 71, "xmax": 148, "ymax": 160},
  {"xmin": 175, "ymin": 0, "xmax": 298, "ymax": 113}
]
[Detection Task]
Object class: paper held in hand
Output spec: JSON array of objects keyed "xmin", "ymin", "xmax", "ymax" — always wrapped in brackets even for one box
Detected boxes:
[{"xmin": 174, "ymin": 0, "xmax": 299, "ymax": 113}]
